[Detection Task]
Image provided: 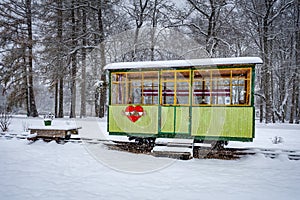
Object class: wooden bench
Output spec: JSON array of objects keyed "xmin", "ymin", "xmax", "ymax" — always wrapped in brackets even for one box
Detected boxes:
[{"xmin": 28, "ymin": 125, "xmax": 82, "ymax": 141}]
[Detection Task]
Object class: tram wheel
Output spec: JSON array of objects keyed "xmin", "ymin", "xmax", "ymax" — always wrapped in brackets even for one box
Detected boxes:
[
  {"xmin": 212, "ymin": 141, "xmax": 228, "ymax": 150},
  {"xmin": 131, "ymin": 137, "xmax": 156, "ymax": 147}
]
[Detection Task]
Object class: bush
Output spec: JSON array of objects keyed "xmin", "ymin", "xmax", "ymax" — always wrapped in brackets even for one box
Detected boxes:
[{"xmin": 0, "ymin": 111, "xmax": 12, "ymax": 132}]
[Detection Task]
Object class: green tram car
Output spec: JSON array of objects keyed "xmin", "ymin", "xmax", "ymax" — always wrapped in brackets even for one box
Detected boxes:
[{"xmin": 104, "ymin": 57, "xmax": 263, "ymax": 146}]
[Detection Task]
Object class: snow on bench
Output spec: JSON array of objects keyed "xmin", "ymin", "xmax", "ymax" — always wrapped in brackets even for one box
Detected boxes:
[{"xmin": 28, "ymin": 125, "xmax": 82, "ymax": 140}]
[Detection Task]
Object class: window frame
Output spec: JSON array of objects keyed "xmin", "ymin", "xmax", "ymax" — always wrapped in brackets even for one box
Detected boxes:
[
  {"xmin": 192, "ymin": 68, "xmax": 252, "ymax": 106},
  {"xmin": 160, "ymin": 70, "xmax": 191, "ymax": 106},
  {"xmin": 110, "ymin": 67, "xmax": 252, "ymax": 107},
  {"xmin": 110, "ymin": 71, "xmax": 159, "ymax": 105}
]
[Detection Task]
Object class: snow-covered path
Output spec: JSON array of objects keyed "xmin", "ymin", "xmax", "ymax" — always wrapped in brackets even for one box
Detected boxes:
[
  {"xmin": 75, "ymin": 118, "xmax": 107, "ymax": 139},
  {"xmin": 0, "ymin": 117, "xmax": 300, "ymax": 200},
  {"xmin": 1, "ymin": 138, "xmax": 300, "ymax": 200}
]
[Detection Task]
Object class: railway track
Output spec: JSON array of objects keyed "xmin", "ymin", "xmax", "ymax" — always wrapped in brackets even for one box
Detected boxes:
[{"xmin": 1, "ymin": 132, "xmax": 300, "ymax": 161}]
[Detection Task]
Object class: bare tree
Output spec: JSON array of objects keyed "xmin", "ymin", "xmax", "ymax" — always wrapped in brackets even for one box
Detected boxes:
[
  {"xmin": 290, "ymin": 0, "xmax": 300, "ymax": 124},
  {"xmin": 240, "ymin": 0, "xmax": 293, "ymax": 123},
  {"xmin": 0, "ymin": 0, "xmax": 38, "ymax": 117},
  {"xmin": 186, "ymin": 0, "xmax": 228, "ymax": 57},
  {"xmin": 97, "ymin": 0, "xmax": 107, "ymax": 118},
  {"xmin": 80, "ymin": 3, "xmax": 87, "ymax": 118},
  {"xmin": 38, "ymin": 0, "xmax": 66, "ymax": 118},
  {"xmin": 57, "ymin": 0, "xmax": 65, "ymax": 118},
  {"xmin": 69, "ymin": 0, "xmax": 78, "ymax": 118}
]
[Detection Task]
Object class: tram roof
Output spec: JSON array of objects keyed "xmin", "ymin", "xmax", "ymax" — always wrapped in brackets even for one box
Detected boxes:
[{"xmin": 104, "ymin": 57, "xmax": 263, "ymax": 70}]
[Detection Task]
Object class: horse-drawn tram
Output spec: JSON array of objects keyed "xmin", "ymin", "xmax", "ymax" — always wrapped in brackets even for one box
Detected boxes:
[{"xmin": 104, "ymin": 57, "xmax": 263, "ymax": 157}]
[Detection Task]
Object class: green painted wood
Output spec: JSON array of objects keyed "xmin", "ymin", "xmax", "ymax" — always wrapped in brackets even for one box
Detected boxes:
[
  {"xmin": 175, "ymin": 107, "xmax": 190, "ymax": 134},
  {"xmin": 160, "ymin": 106, "xmax": 190, "ymax": 135},
  {"xmin": 108, "ymin": 105, "xmax": 158, "ymax": 134},
  {"xmin": 191, "ymin": 107, "xmax": 253, "ymax": 138},
  {"xmin": 194, "ymin": 136, "xmax": 253, "ymax": 142},
  {"xmin": 161, "ymin": 107, "xmax": 174, "ymax": 133}
]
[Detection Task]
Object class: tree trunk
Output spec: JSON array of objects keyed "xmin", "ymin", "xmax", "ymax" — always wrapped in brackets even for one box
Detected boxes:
[
  {"xmin": 290, "ymin": 0, "xmax": 300, "ymax": 124},
  {"xmin": 290, "ymin": 78, "xmax": 296, "ymax": 123},
  {"xmin": 262, "ymin": 6, "xmax": 272, "ymax": 124},
  {"xmin": 57, "ymin": 0, "xmax": 64, "ymax": 118},
  {"xmin": 295, "ymin": 89, "xmax": 300, "ymax": 124},
  {"xmin": 54, "ymin": 81, "xmax": 58, "ymax": 117},
  {"xmin": 26, "ymin": 0, "xmax": 38, "ymax": 117},
  {"xmin": 97, "ymin": 0, "xmax": 107, "ymax": 118},
  {"xmin": 271, "ymin": 70, "xmax": 275, "ymax": 123},
  {"xmin": 70, "ymin": 55, "xmax": 76, "ymax": 118},
  {"xmin": 98, "ymin": 42, "xmax": 107, "ymax": 118},
  {"xmin": 95, "ymin": 91, "xmax": 99, "ymax": 117},
  {"xmin": 23, "ymin": 56, "xmax": 29, "ymax": 116},
  {"xmin": 69, "ymin": 0, "xmax": 77, "ymax": 118},
  {"xmin": 99, "ymin": 73, "xmax": 106, "ymax": 118},
  {"xmin": 80, "ymin": 6, "xmax": 87, "ymax": 118},
  {"xmin": 80, "ymin": 54, "xmax": 87, "ymax": 115},
  {"xmin": 259, "ymin": 101, "xmax": 263, "ymax": 123},
  {"xmin": 150, "ymin": 0, "xmax": 158, "ymax": 61},
  {"xmin": 206, "ymin": 1, "xmax": 217, "ymax": 56},
  {"xmin": 295, "ymin": 0, "xmax": 300, "ymax": 124},
  {"xmin": 132, "ymin": 27, "xmax": 140, "ymax": 61},
  {"xmin": 58, "ymin": 78, "xmax": 64, "ymax": 118}
]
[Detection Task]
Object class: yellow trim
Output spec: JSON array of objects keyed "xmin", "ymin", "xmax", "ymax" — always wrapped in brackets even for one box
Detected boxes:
[
  {"xmin": 192, "ymin": 68, "xmax": 252, "ymax": 106},
  {"xmin": 111, "ymin": 68, "xmax": 252, "ymax": 107},
  {"xmin": 160, "ymin": 70, "xmax": 191, "ymax": 106},
  {"xmin": 174, "ymin": 72, "xmax": 177, "ymax": 105},
  {"xmin": 111, "ymin": 71, "xmax": 159, "ymax": 105},
  {"xmin": 210, "ymin": 70, "xmax": 212, "ymax": 104},
  {"xmin": 141, "ymin": 73, "xmax": 144, "ymax": 104},
  {"xmin": 230, "ymin": 70, "xmax": 232, "ymax": 104}
]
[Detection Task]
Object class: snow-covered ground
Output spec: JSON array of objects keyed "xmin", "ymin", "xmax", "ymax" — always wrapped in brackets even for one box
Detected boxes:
[{"xmin": 0, "ymin": 117, "xmax": 300, "ymax": 200}]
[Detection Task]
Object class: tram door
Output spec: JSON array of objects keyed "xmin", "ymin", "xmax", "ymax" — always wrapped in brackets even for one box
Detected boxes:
[{"xmin": 160, "ymin": 70, "xmax": 191, "ymax": 136}]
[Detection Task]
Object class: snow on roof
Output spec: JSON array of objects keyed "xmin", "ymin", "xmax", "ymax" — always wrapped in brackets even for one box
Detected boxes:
[{"xmin": 104, "ymin": 57, "xmax": 263, "ymax": 70}]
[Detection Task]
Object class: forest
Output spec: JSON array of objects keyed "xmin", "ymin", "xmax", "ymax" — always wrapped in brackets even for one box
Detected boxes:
[{"xmin": 0, "ymin": 0, "xmax": 299, "ymax": 124}]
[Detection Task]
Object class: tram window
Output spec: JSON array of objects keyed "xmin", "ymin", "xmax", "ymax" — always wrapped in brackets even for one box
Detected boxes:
[
  {"xmin": 193, "ymin": 71, "xmax": 211, "ymax": 105},
  {"xmin": 111, "ymin": 68, "xmax": 251, "ymax": 106},
  {"xmin": 193, "ymin": 68, "xmax": 251, "ymax": 106},
  {"xmin": 177, "ymin": 82, "xmax": 190, "ymax": 105},
  {"xmin": 130, "ymin": 80, "xmax": 142, "ymax": 104},
  {"xmin": 143, "ymin": 79, "xmax": 159, "ymax": 105},
  {"xmin": 162, "ymin": 82, "xmax": 175, "ymax": 105},
  {"xmin": 218, "ymin": 79, "xmax": 231, "ymax": 105},
  {"xmin": 142, "ymin": 72, "xmax": 159, "ymax": 105},
  {"xmin": 111, "ymin": 73, "xmax": 127, "ymax": 104},
  {"xmin": 111, "ymin": 71, "xmax": 159, "ymax": 105},
  {"xmin": 232, "ymin": 69, "xmax": 251, "ymax": 105},
  {"xmin": 232, "ymin": 79, "xmax": 246, "ymax": 104},
  {"xmin": 161, "ymin": 70, "xmax": 190, "ymax": 106},
  {"xmin": 211, "ymin": 78, "xmax": 231, "ymax": 105}
]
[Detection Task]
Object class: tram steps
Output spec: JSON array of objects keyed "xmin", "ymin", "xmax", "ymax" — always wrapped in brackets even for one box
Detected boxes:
[{"xmin": 152, "ymin": 139, "xmax": 194, "ymax": 160}]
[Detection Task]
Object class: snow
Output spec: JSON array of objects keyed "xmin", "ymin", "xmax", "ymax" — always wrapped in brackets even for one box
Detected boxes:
[
  {"xmin": 0, "ymin": 117, "xmax": 300, "ymax": 200},
  {"xmin": 153, "ymin": 138, "xmax": 194, "ymax": 154},
  {"xmin": 228, "ymin": 122, "xmax": 300, "ymax": 150},
  {"xmin": 152, "ymin": 146, "xmax": 193, "ymax": 153},
  {"xmin": 104, "ymin": 57, "xmax": 263, "ymax": 70},
  {"xmin": 28, "ymin": 125, "xmax": 81, "ymax": 131},
  {"xmin": 155, "ymin": 138, "xmax": 194, "ymax": 145}
]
